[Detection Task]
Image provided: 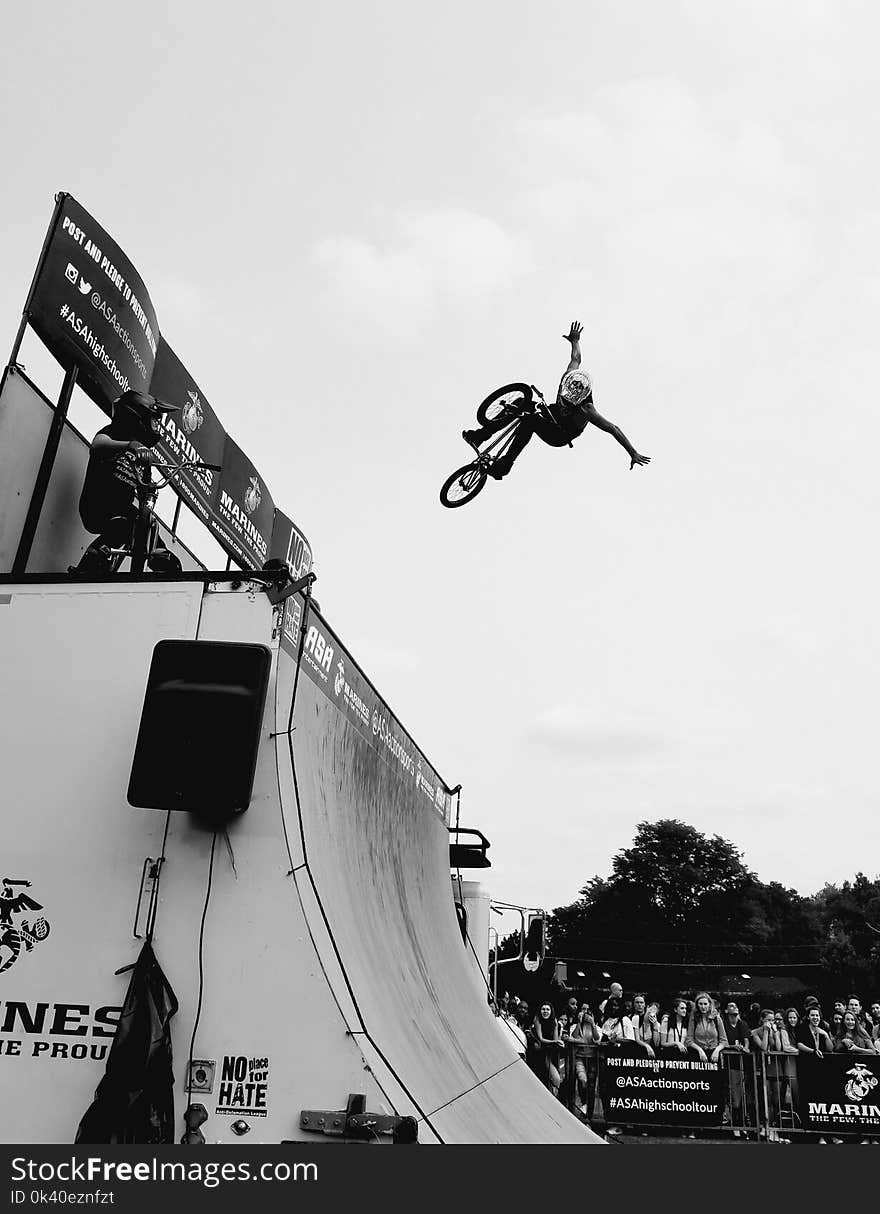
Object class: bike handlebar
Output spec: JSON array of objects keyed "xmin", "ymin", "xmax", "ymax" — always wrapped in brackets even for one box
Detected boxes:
[{"xmin": 135, "ymin": 460, "xmax": 223, "ymax": 489}]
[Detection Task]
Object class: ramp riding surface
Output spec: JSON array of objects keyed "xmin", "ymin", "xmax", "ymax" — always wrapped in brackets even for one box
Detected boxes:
[{"xmin": 276, "ymin": 598, "xmax": 598, "ymax": 1143}]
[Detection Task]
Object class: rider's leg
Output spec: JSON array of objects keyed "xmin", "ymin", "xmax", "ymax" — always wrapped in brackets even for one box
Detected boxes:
[
  {"xmin": 463, "ymin": 411, "xmax": 515, "ymax": 447},
  {"xmin": 71, "ymin": 512, "xmax": 136, "ymax": 572},
  {"xmin": 487, "ymin": 417, "xmax": 536, "ymax": 478}
]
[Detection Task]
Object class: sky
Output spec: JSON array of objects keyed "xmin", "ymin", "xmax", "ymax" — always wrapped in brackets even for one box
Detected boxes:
[{"xmin": 2, "ymin": 1, "xmax": 879, "ymax": 919}]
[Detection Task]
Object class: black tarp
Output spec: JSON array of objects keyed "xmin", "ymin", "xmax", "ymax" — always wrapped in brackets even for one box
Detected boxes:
[{"xmin": 75, "ymin": 941, "xmax": 178, "ymax": 1144}]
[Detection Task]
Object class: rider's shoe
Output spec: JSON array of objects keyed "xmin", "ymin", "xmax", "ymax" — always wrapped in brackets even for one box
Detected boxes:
[
  {"xmin": 487, "ymin": 463, "xmax": 509, "ymax": 481},
  {"xmin": 462, "ymin": 429, "xmax": 482, "ymax": 452},
  {"xmin": 146, "ymin": 548, "xmax": 183, "ymax": 574}
]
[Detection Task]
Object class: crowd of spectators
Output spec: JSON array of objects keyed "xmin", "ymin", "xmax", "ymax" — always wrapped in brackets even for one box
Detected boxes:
[{"xmin": 495, "ymin": 985, "xmax": 880, "ymax": 1142}]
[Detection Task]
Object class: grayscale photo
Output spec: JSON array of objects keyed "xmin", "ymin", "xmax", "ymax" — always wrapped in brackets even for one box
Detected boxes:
[{"xmin": 0, "ymin": 0, "xmax": 878, "ymax": 1193}]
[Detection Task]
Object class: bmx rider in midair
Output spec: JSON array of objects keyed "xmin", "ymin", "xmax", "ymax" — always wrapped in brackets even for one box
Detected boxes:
[{"xmin": 462, "ymin": 322, "xmax": 651, "ymax": 478}]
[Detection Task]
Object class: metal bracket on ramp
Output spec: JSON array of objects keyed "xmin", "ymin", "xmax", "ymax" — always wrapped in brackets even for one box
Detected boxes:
[
  {"xmin": 263, "ymin": 570, "xmax": 317, "ymax": 606},
  {"xmin": 298, "ymin": 1094, "xmax": 418, "ymax": 1143},
  {"xmin": 448, "ymin": 826, "xmax": 491, "ymax": 869}
]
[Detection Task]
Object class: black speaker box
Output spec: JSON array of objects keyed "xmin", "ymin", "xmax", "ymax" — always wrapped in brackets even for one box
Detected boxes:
[{"xmin": 128, "ymin": 640, "xmax": 272, "ymax": 818}]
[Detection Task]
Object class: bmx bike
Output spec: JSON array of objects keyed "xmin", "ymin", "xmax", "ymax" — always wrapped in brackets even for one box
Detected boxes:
[
  {"xmin": 439, "ymin": 383, "xmax": 564, "ymax": 508},
  {"xmin": 103, "ymin": 458, "xmax": 221, "ymax": 574}
]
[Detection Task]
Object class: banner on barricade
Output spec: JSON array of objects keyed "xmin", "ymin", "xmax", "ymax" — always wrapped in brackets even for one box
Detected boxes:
[
  {"xmin": 150, "ymin": 341, "xmax": 225, "ymax": 527},
  {"xmin": 27, "ymin": 195, "xmax": 159, "ymax": 410},
  {"xmin": 599, "ymin": 1051, "xmax": 723, "ymax": 1128},
  {"xmin": 799, "ymin": 1054, "xmax": 880, "ymax": 1134}
]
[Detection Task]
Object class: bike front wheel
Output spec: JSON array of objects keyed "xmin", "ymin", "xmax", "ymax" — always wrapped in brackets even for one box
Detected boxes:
[
  {"xmin": 476, "ymin": 382, "xmax": 532, "ymax": 426},
  {"xmin": 440, "ymin": 463, "xmax": 488, "ymax": 508}
]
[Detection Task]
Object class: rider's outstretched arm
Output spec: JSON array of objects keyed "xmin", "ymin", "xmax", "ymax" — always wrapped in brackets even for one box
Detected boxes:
[
  {"xmin": 585, "ymin": 405, "xmax": 651, "ymax": 469},
  {"xmin": 563, "ymin": 320, "xmax": 582, "ymax": 372}
]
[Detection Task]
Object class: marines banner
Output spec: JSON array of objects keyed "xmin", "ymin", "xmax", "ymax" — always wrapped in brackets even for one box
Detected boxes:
[
  {"xmin": 799, "ymin": 1054, "xmax": 880, "ymax": 1135},
  {"xmin": 150, "ymin": 341, "xmax": 225, "ymax": 530},
  {"xmin": 212, "ymin": 436, "xmax": 274, "ymax": 570}
]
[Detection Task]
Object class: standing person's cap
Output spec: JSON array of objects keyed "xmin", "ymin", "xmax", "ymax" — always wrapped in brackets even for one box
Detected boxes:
[{"xmin": 114, "ymin": 389, "xmax": 180, "ymax": 418}]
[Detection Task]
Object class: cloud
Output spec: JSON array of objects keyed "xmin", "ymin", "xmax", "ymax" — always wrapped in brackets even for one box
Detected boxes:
[
  {"xmin": 755, "ymin": 613, "xmax": 820, "ymax": 653},
  {"xmin": 517, "ymin": 78, "xmax": 811, "ymax": 288},
  {"xmin": 311, "ymin": 208, "xmax": 531, "ymax": 326},
  {"xmin": 529, "ymin": 703, "xmax": 671, "ymax": 761},
  {"xmin": 358, "ymin": 641, "xmax": 421, "ymax": 676}
]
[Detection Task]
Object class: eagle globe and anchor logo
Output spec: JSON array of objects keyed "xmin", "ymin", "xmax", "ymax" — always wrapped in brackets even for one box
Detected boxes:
[
  {"xmin": 844, "ymin": 1061, "xmax": 879, "ymax": 1104},
  {"xmin": 180, "ymin": 389, "xmax": 204, "ymax": 436},
  {"xmin": 0, "ymin": 878, "xmax": 51, "ymax": 975},
  {"xmin": 245, "ymin": 477, "xmax": 262, "ymax": 515}
]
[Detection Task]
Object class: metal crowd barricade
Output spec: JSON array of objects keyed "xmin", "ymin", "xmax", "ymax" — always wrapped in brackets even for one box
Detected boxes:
[
  {"xmin": 561, "ymin": 1040, "xmax": 602, "ymax": 1123},
  {"xmin": 760, "ymin": 1049, "xmax": 799, "ymax": 1141},
  {"xmin": 559, "ymin": 1042, "xmax": 764, "ymax": 1140},
  {"xmin": 759, "ymin": 1050, "xmax": 880, "ymax": 1144},
  {"xmin": 556, "ymin": 1044, "xmax": 880, "ymax": 1142},
  {"xmin": 720, "ymin": 1048, "xmax": 762, "ymax": 1139}
]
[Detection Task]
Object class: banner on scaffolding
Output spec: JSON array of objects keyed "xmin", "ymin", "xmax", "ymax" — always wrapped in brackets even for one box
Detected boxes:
[
  {"xmin": 150, "ymin": 341, "xmax": 225, "ymax": 530},
  {"xmin": 15, "ymin": 193, "xmax": 315, "ymax": 575},
  {"xmin": 27, "ymin": 195, "xmax": 159, "ymax": 411},
  {"xmin": 598, "ymin": 1050, "xmax": 724, "ymax": 1128}
]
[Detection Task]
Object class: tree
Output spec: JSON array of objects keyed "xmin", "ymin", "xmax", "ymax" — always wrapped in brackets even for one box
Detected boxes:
[
  {"xmin": 813, "ymin": 874, "xmax": 880, "ymax": 996},
  {"xmin": 550, "ymin": 819, "xmax": 818, "ymax": 963}
]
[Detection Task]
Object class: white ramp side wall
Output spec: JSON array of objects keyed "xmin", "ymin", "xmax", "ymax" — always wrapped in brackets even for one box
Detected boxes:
[{"xmin": 0, "ymin": 583, "xmax": 599, "ymax": 1144}]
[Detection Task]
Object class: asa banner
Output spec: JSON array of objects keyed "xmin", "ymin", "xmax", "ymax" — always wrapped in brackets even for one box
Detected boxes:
[
  {"xmin": 279, "ymin": 600, "xmax": 452, "ymax": 825},
  {"xmin": 599, "ymin": 1050, "xmax": 724, "ymax": 1128},
  {"xmin": 269, "ymin": 509, "xmax": 313, "ymax": 580},
  {"xmin": 149, "ymin": 341, "xmax": 225, "ymax": 529},
  {"xmin": 212, "ymin": 436, "xmax": 274, "ymax": 569},
  {"xmin": 27, "ymin": 194, "xmax": 159, "ymax": 410},
  {"xmin": 799, "ymin": 1053, "xmax": 880, "ymax": 1135}
]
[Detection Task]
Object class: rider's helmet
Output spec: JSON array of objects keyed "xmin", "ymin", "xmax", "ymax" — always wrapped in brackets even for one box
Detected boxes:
[
  {"xmin": 559, "ymin": 369, "xmax": 592, "ymax": 406},
  {"xmin": 112, "ymin": 390, "xmax": 179, "ymax": 448}
]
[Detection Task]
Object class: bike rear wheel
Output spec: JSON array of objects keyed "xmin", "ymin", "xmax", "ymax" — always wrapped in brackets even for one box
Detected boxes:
[
  {"xmin": 476, "ymin": 382, "xmax": 532, "ymax": 426},
  {"xmin": 440, "ymin": 462, "xmax": 488, "ymax": 508}
]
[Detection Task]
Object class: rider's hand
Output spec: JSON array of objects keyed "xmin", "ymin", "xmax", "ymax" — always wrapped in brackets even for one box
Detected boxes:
[
  {"xmin": 563, "ymin": 321, "xmax": 583, "ymax": 344},
  {"xmin": 630, "ymin": 453, "xmax": 651, "ymax": 469}
]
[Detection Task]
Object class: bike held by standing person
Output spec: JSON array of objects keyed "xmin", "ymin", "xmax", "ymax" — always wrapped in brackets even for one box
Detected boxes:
[{"xmin": 70, "ymin": 389, "xmax": 220, "ymax": 575}]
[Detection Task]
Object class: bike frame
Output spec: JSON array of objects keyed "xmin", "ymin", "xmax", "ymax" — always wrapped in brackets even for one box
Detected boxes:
[
  {"xmin": 472, "ymin": 416, "xmax": 523, "ymax": 467},
  {"xmin": 472, "ymin": 397, "xmax": 562, "ymax": 468},
  {"xmin": 109, "ymin": 461, "xmax": 218, "ymax": 575},
  {"xmin": 129, "ymin": 481, "xmax": 160, "ymax": 575},
  {"xmin": 440, "ymin": 391, "xmax": 568, "ymax": 508}
]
